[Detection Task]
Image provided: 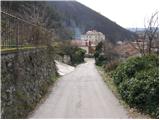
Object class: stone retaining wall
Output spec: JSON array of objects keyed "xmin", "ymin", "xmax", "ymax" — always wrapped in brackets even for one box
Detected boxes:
[{"xmin": 1, "ymin": 48, "xmax": 58, "ymax": 118}]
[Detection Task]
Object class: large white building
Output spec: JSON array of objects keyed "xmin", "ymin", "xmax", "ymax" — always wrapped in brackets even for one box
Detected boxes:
[
  {"xmin": 71, "ymin": 30, "xmax": 105, "ymax": 55},
  {"xmin": 81, "ymin": 30, "xmax": 105, "ymax": 46}
]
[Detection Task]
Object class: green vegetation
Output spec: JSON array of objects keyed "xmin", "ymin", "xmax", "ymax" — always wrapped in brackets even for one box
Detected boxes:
[
  {"xmin": 94, "ymin": 39, "xmax": 158, "ymax": 118},
  {"xmin": 94, "ymin": 42, "xmax": 107, "ymax": 66},
  {"xmin": 97, "ymin": 66, "xmax": 151, "ymax": 118},
  {"xmin": 1, "ymin": 48, "xmax": 58, "ymax": 118},
  {"xmin": 94, "ymin": 41, "xmax": 119, "ymax": 67},
  {"xmin": 1, "ymin": 45, "xmax": 47, "ymax": 52},
  {"xmin": 97, "ymin": 66, "xmax": 121, "ymax": 99},
  {"xmin": 112, "ymin": 55, "xmax": 159, "ymax": 118},
  {"xmin": 70, "ymin": 47, "xmax": 86, "ymax": 65},
  {"xmin": 52, "ymin": 41, "xmax": 86, "ymax": 65},
  {"xmin": 48, "ymin": 1, "xmax": 136, "ymax": 42},
  {"xmin": 62, "ymin": 45, "xmax": 86, "ymax": 65},
  {"xmin": 2, "ymin": 1, "xmax": 73, "ymax": 41}
]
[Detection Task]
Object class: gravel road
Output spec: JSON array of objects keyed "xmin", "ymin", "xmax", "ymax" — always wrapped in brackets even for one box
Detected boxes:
[{"xmin": 30, "ymin": 58, "xmax": 129, "ymax": 118}]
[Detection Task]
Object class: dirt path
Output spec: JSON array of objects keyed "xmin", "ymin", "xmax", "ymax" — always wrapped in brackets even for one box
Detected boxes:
[{"xmin": 30, "ymin": 58, "xmax": 129, "ymax": 118}]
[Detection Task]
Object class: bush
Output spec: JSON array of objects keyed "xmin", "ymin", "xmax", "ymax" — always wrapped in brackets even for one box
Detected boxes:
[
  {"xmin": 70, "ymin": 48, "xmax": 86, "ymax": 65},
  {"xmin": 95, "ymin": 54, "xmax": 107, "ymax": 66},
  {"xmin": 113, "ymin": 55, "xmax": 158, "ymax": 85},
  {"xmin": 94, "ymin": 42, "xmax": 107, "ymax": 66},
  {"xmin": 94, "ymin": 41, "xmax": 119, "ymax": 66},
  {"xmin": 112, "ymin": 54, "xmax": 159, "ymax": 118}
]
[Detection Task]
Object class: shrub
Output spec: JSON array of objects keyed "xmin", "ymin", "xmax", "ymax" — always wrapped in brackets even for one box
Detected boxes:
[
  {"xmin": 113, "ymin": 55, "xmax": 158, "ymax": 85},
  {"xmin": 70, "ymin": 47, "xmax": 86, "ymax": 65},
  {"xmin": 94, "ymin": 41, "xmax": 119, "ymax": 66},
  {"xmin": 94, "ymin": 42, "xmax": 107, "ymax": 66},
  {"xmin": 95, "ymin": 54, "xmax": 107, "ymax": 66},
  {"xmin": 112, "ymin": 54, "xmax": 159, "ymax": 118},
  {"xmin": 54, "ymin": 41, "xmax": 86, "ymax": 65}
]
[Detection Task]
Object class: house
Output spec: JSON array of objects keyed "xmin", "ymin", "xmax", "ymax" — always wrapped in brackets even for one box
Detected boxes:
[
  {"xmin": 71, "ymin": 30, "xmax": 105, "ymax": 55},
  {"xmin": 81, "ymin": 30, "xmax": 105, "ymax": 46}
]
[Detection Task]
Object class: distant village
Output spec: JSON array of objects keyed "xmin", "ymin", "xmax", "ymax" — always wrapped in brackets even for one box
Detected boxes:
[{"xmin": 71, "ymin": 29, "xmax": 159, "ymax": 58}]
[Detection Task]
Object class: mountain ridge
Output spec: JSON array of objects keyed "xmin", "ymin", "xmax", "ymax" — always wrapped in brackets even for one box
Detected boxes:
[{"xmin": 48, "ymin": 1, "xmax": 136, "ymax": 42}]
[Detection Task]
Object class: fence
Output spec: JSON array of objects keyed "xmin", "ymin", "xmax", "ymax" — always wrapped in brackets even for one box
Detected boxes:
[{"xmin": 1, "ymin": 11, "xmax": 53, "ymax": 49}]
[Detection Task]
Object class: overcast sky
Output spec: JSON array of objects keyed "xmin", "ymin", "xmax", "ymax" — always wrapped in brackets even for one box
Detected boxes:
[{"xmin": 76, "ymin": 0, "xmax": 159, "ymax": 28}]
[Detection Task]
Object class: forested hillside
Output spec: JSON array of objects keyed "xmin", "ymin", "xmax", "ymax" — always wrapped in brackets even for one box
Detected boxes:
[
  {"xmin": 2, "ymin": 1, "xmax": 136, "ymax": 42},
  {"xmin": 48, "ymin": 1, "xmax": 136, "ymax": 42},
  {"xmin": 1, "ymin": 1, "xmax": 72, "ymax": 40}
]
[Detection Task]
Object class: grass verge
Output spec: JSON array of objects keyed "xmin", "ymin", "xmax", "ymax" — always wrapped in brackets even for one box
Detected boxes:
[{"xmin": 96, "ymin": 66, "xmax": 151, "ymax": 119}]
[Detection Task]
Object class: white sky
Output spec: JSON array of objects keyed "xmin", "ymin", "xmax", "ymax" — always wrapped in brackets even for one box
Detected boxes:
[{"xmin": 76, "ymin": 0, "xmax": 159, "ymax": 28}]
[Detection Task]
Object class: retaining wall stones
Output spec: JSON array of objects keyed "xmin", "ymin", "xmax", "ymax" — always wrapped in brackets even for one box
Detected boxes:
[{"xmin": 1, "ymin": 48, "xmax": 58, "ymax": 118}]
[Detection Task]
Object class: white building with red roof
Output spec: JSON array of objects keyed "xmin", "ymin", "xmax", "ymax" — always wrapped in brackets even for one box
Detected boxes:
[
  {"xmin": 81, "ymin": 30, "xmax": 105, "ymax": 46},
  {"xmin": 71, "ymin": 30, "xmax": 105, "ymax": 55}
]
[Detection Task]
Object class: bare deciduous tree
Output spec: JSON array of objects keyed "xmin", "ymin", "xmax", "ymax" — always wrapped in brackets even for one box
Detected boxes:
[
  {"xmin": 130, "ymin": 11, "xmax": 159, "ymax": 56},
  {"xmin": 145, "ymin": 11, "xmax": 159, "ymax": 54},
  {"xmin": 103, "ymin": 40, "xmax": 119, "ymax": 62},
  {"xmin": 20, "ymin": 2, "xmax": 56, "ymax": 46}
]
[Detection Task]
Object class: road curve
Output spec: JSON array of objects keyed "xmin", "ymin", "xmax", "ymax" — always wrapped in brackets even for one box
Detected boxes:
[{"xmin": 30, "ymin": 58, "xmax": 129, "ymax": 118}]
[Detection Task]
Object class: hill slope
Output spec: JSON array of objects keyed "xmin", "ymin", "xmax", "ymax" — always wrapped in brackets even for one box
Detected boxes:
[{"xmin": 48, "ymin": 1, "xmax": 136, "ymax": 42}]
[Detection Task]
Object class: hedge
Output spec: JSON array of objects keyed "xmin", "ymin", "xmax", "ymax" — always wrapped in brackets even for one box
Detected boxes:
[{"xmin": 112, "ymin": 54, "xmax": 159, "ymax": 118}]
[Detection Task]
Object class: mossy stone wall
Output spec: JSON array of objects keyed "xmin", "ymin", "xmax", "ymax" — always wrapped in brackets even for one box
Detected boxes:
[{"xmin": 1, "ymin": 48, "xmax": 58, "ymax": 118}]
